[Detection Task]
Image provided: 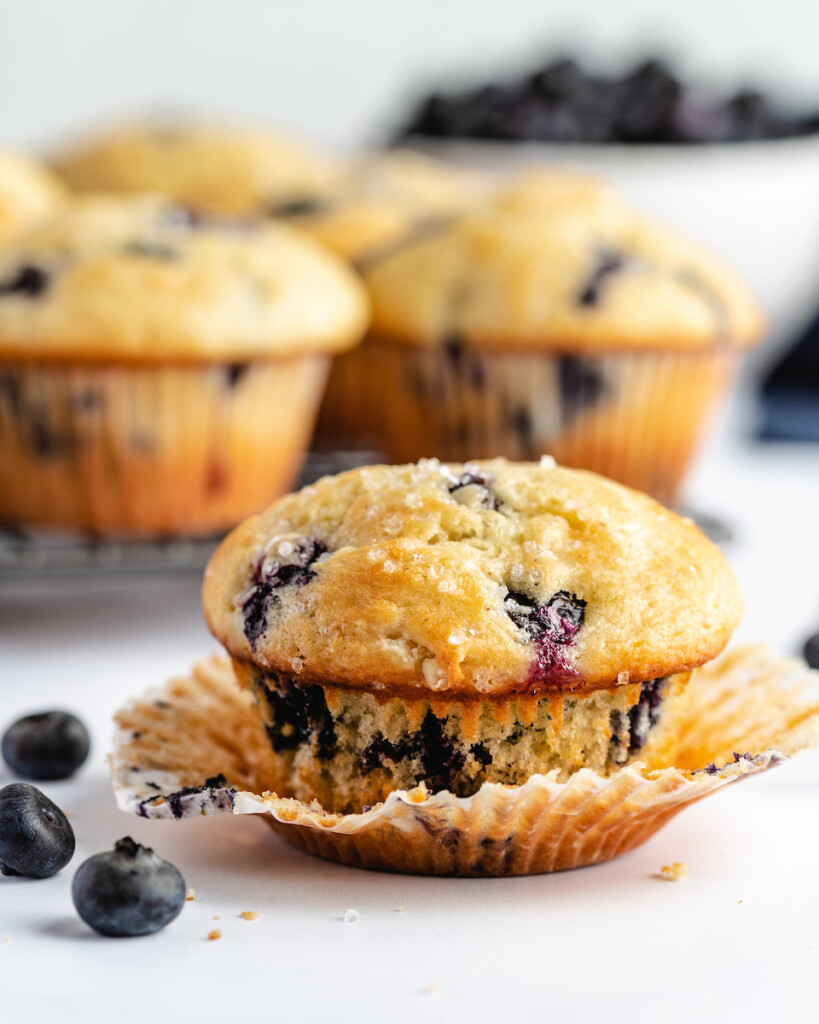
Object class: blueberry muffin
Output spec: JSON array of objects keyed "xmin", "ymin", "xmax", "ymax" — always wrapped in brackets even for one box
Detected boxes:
[
  {"xmin": 276, "ymin": 150, "xmax": 489, "ymax": 262},
  {"xmin": 51, "ymin": 120, "xmax": 337, "ymax": 216},
  {"xmin": 203, "ymin": 457, "xmax": 742, "ymax": 814},
  {"xmin": 0, "ymin": 194, "xmax": 368, "ymax": 536},
  {"xmin": 0, "ymin": 146, "xmax": 66, "ymax": 245},
  {"xmin": 317, "ymin": 169, "xmax": 763, "ymax": 500}
]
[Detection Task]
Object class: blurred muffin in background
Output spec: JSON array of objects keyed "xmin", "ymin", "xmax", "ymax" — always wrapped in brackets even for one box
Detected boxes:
[
  {"xmin": 275, "ymin": 149, "xmax": 490, "ymax": 261},
  {"xmin": 0, "ymin": 146, "xmax": 67, "ymax": 244},
  {"xmin": 316, "ymin": 168, "xmax": 762, "ymax": 500},
  {"xmin": 0, "ymin": 194, "xmax": 368, "ymax": 537},
  {"xmin": 51, "ymin": 120, "xmax": 337, "ymax": 216}
]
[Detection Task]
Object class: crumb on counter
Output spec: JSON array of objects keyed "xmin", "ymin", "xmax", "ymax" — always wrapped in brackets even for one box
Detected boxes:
[
  {"xmin": 660, "ymin": 862, "xmax": 688, "ymax": 881},
  {"xmin": 343, "ymin": 908, "xmax": 359, "ymax": 923},
  {"xmin": 185, "ymin": 888, "xmax": 195, "ymax": 901},
  {"xmin": 213, "ymin": 915, "xmax": 221, "ymax": 920},
  {"xmin": 425, "ymin": 983, "xmax": 441, "ymax": 996},
  {"xmin": 239, "ymin": 911, "xmax": 259, "ymax": 921},
  {"xmin": 395, "ymin": 906, "xmax": 407, "ymax": 913},
  {"xmin": 207, "ymin": 929, "xmax": 221, "ymax": 941}
]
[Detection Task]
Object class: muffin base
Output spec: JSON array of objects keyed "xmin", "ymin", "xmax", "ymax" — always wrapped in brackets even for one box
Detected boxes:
[
  {"xmin": 111, "ymin": 645, "xmax": 819, "ymax": 875},
  {"xmin": 315, "ymin": 338, "xmax": 737, "ymax": 501},
  {"xmin": 234, "ymin": 662, "xmax": 687, "ymax": 814},
  {"xmin": 0, "ymin": 356, "xmax": 328, "ymax": 536}
]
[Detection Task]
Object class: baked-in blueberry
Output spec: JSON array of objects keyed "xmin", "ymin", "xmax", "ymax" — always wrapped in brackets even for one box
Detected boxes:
[
  {"xmin": 122, "ymin": 240, "xmax": 181, "ymax": 261},
  {"xmin": 0, "ymin": 265, "xmax": 49, "ymax": 298},
  {"xmin": 504, "ymin": 589, "xmax": 586, "ymax": 678},
  {"xmin": 577, "ymin": 250, "xmax": 626, "ymax": 307},
  {"xmin": 268, "ymin": 196, "xmax": 334, "ymax": 218},
  {"xmin": 0, "ymin": 783, "xmax": 75, "ymax": 878},
  {"xmin": 72, "ymin": 837, "xmax": 186, "ymax": 937},
  {"xmin": 2, "ymin": 710, "xmax": 90, "ymax": 781},
  {"xmin": 241, "ymin": 537, "xmax": 326, "ymax": 648},
  {"xmin": 446, "ymin": 466, "xmax": 500, "ymax": 510},
  {"xmin": 557, "ymin": 355, "xmax": 606, "ymax": 420}
]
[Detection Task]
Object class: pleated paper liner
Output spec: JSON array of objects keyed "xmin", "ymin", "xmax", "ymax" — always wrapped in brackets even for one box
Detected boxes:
[
  {"xmin": 0, "ymin": 355, "xmax": 328, "ymax": 536},
  {"xmin": 314, "ymin": 339, "xmax": 736, "ymax": 502},
  {"xmin": 111, "ymin": 645, "xmax": 819, "ymax": 877}
]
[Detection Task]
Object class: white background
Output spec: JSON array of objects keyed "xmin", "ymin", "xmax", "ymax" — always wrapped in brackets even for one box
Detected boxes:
[
  {"xmin": 2, "ymin": 0, "xmax": 819, "ymax": 150},
  {"xmin": 3, "ymin": 6, "xmax": 819, "ymax": 1021}
]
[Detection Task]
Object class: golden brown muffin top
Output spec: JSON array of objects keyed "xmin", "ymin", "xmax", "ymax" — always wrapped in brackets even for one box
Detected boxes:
[
  {"xmin": 51, "ymin": 121, "xmax": 336, "ymax": 215},
  {"xmin": 204, "ymin": 458, "xmax": 742, "ymax": 698},
  {"xmin": 0, "ymin": 194, "xmax": 369, "ymax": 362},
  {"xmin": 0, "ymin": 146, "xmax": 67, "ymax": 245},
  {"xmin": 279, "ymin": 150, "xmax": 489, "ymax": 261},
  {"xmin": 363, "ymin": 169, "xmax": 763, "ymax": 351}
]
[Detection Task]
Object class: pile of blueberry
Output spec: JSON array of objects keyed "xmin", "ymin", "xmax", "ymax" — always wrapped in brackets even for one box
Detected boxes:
[
  {"xmin": 0, "ymin": 710, "xmax": 185, "ymax": 937},
  {"xmin": 394, "ymin": 57, "xmax": 819, "ymax": 144}
]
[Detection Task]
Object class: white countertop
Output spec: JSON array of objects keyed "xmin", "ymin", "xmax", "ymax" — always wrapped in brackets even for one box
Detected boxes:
[{"xmin": 2, "ymin": 398, "xmax": 819, "ymax": 1024}]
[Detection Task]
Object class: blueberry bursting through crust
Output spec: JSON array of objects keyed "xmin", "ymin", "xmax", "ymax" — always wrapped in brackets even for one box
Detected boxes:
[
  {"xmin": 240, "ymin": 537, "xmax": 326, "ymax": 650},
  {"xmin": 503, "ymin": 590, "xmax": 587, "ymax": 681}
]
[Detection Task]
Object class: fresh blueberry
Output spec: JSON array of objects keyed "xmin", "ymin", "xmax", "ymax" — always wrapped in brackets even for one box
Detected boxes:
[
  {"xmin": 804, "ymin": 633, "xmax": 819, "ymax": 670},
  {"xmin": 72, "ymin": 837, "xmax": 186, "ymax": 937},
  {"xmin": 0, "ymin": 265, "xmax": 49, "ymax": 298},
  {"xmin": 2, "ymin": 711, "xmax": 90, "ymax": 780},
  {"xmin": 0, "ymin": 783, "xmax": 75, "ymax": 878}
]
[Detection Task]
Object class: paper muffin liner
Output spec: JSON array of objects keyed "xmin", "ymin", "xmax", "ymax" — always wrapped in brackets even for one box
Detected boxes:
[
  {"xmin": 111, "ymin": 645, "xmax": 819, "ymax": 876},
  {"xmin": 315, "ymin": 338, "xmax": 737, "ymax": 501},
  {"xmin": 0, "ymin": 355, "xmax": 328, "ymax": 536}
]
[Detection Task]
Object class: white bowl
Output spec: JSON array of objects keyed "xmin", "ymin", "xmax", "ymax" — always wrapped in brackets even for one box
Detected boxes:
[{"xmin": 406, "ymin": 135, "xmax": 819, "ymax": 363}]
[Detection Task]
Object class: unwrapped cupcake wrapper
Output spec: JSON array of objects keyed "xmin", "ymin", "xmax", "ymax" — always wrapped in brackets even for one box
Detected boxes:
[
  {"xmin": 316, "ymin": 339, "xmax": 737, "ymax": 501},
  {"xmin": 0, "ymin": 355, "xmax": 328, "ymax": 536},
  {"xmin": 111, "ymin": 645, "xmax": 819, "ymax": 876}
]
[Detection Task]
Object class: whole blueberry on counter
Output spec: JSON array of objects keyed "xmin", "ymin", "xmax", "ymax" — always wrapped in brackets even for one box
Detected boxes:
[
  {"xmin": 2, "ymin": 710, "xmax": 90, "ymax": 780},
  {"xmin": 72, "ymin": 837, "xmax": 186, "ymax": 937},
  {"xmin": 0, "ymin": 783, "xmax": 76, "ymax": 878},
  {"xmin": 804, "ymin": 633, "xmax": 819, "ymax": 670}
]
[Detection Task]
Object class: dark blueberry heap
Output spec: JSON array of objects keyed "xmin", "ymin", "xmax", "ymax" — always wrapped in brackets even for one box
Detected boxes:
[
  {"xmin": 255, "ymin": 677, "xmax": 337, "ymax": 760},
  {"xmin": 241, "ymin": 537, "xmax": 326, "ymax": 649},
  {"xmin": 446, "ymin": 466, "xmax": 500, "ymax": 510},
  {"xmin": 504, "ymin": 589, "xmax": 586, "ymax": 679},
  {"xmin": 0, "ymin": 265, "xmax": 49, "ymax": 298},
  {"xmin": 393, "ymin": 56, "xmax": 819, "ymax": 144},
  {"xmin": 577, "ymin": 249, "xmax": 627, "ymax": 307},
  {"xmin": 0, "ymin": 783, "xmax": 75, "ymax": 878},
  {"xmin": 360, "ymin": 710, "xmax": 492, "ymax": 795},
  {"xmin": 72, "ymin": 837, "xmax": 186, "ymax": 937},
  {"xmin": 2, "ymin": 710, "xmax": 90, "ymax": 781}
]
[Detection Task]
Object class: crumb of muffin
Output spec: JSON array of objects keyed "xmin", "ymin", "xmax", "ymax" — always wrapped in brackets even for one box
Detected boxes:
[
  {"xmin": 395, "ymin": 906, "xmax": 407, "ymax": 912},
  {"xmin": 343, "ymin": 908, "xmax": 359, "ymax": 923},
  {"xmin": 207, "ymin": 929, "xmax": 221, "ymax": 941},
  {"xmin": 425, "ymin": 983, "xmax": 441, "ymax": 996},
  {"xmin": 660, "ymin": 861, "xmax": 687, "ymax": 881},
  {"xmin": 239, "ymin": 911, "xmax": 259, "ymax": 921},
  {"xmin": 185, "ymin": 888, "xmax": 195, "ymax": 901}
]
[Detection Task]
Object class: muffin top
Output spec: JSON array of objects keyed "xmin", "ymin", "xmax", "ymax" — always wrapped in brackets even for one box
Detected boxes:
[
  {"xmin": 52, "ymin": 121, "xmax": 337, "ymax": 216},
  {"xmin": 0, "ymin": 194, "xmax": 369, "ymax": 362},
  {"xmin": 278, "ymin": 150, "xmax": 489, "ymax": 260},
  {"xmin": 0, "ymin": 146, "xmax": 67, "ymax": 245},
  {"xmin": 363, "ymin": 169, "xmax": 763, "ymax": 351},
  {"xmin": 204, "ymin": 458, "xmax": 742, "ymax": 698}
]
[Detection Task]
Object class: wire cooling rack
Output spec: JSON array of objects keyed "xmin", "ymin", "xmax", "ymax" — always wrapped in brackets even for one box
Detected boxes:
[
  {"xmin": 0, "ymin": 451, "xmax": 731, "ymax": 579},
  {"xmin": 0, "ymin": 451, "xmax": 379, "ymax": 579}
]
